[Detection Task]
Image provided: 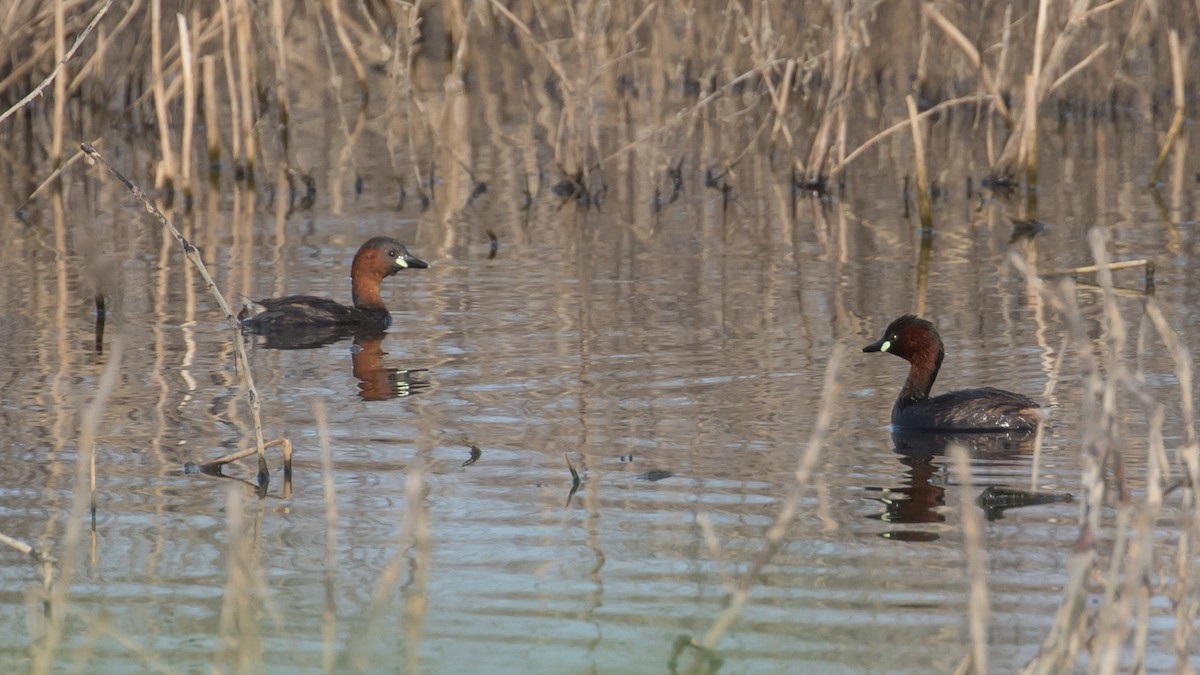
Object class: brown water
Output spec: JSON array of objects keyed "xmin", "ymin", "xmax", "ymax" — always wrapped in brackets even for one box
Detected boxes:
[{"xmin": 1, "ymin": 109, "xmax": 1197, "ymax": 672}]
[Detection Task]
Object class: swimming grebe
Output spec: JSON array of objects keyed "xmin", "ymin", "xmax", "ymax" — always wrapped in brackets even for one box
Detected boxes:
[
  {"xmin": 239, "ymin": 236, "xmax": 428, "ymax": 332},
  {"xmin": 863, "ymin": 315, "xmax": 1040, "ymax": 432}
]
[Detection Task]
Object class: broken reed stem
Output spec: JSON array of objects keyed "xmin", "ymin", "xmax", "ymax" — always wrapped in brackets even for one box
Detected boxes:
[
  {"xmin": 0, "ymin": 530, "xmax": 56, "ymax": 565},
  {"xmin": 1149, "ymin": 30, "xmax": 1185, "ymax": 186},
  {"xmin": 196, "ymin": 438, "xmax": 292, "ymax": 472},
  {"xmin": 905, "ymin": 95, "xmax": 932, "ymax": 230},
  {"xmin": 80, "ymin": 143, "xmax": 272, "ymax": 490},
  {"xmin": 1044, "ymin": 259, "xmax": 1153, "ymax": 277},
  {"xmin": 0, "ymin": 0, "xmax": 112, "ymax": 128},
  {"xmin": 951, "ymin": 445, "xmax": 988, "ymax": 675},
  {"xmin": 697, "ymin": 345, "xmax": 845, "ymax": 654}
]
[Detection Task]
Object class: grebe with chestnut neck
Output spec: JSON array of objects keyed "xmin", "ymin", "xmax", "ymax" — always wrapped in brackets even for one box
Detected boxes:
[
  {"xmin": 239, "ymin": 236, "xmax": 428, "ymax": 332},
  {"xmin": 863, "ymin": 315, "xmax": 1041, "ymax": 432}
]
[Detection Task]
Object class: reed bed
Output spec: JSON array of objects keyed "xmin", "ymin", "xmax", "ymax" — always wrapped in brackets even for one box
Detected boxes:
[
  {"xmin": 1, "ymin": 0, "xmax": 1194, "ymax": 205},
  {"xmin": 1, "ymin": 0, "xmax": 1199, "ymax": 672}
]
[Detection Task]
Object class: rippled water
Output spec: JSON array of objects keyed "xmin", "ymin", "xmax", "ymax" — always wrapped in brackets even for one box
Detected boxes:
[{"xmin": 1, "ymin": 115, "xmax": 1197, "ymax": 672}]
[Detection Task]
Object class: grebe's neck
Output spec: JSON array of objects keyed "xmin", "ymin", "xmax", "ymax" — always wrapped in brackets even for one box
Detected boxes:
[
  {"xmin": 351, "ymin": 271, "xmax": 386, "ymax": 310},
  {"xmin": 896, "ymin": 344, "xmax": 944, "ymax": 409}
]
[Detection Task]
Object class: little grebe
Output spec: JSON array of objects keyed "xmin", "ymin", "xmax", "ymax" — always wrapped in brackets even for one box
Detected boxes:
[
  {"xmin": 239, "ymin": 236, "xmax": 427, "ymax": 331},
  {"xmin": 863, "ymin": 315, "xmax": 1041, "ymax": 432}
]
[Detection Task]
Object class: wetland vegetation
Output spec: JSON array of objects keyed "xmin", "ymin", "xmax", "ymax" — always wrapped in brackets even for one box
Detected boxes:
[{"xmin": 1, "ymin": 0, "xmax": 1198, "ymax": 672}]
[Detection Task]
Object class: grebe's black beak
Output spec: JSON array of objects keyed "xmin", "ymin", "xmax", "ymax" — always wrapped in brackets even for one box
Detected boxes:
[
  {"xmin": 862, "ymin": 337, "xmax": 887, "ymax": 353},
  {"xmin": 401, "ymin": 252, "xmax": 429, "ymax": 269}
]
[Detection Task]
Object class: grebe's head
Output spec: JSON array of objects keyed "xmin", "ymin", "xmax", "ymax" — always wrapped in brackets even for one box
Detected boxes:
[
  {"xmin": 352, "ymin": 236, "xmax": 429, "ymax": 280},
  {"xmin": 863, "ymin": 314, "xmax": 944, "ymax": 363}
]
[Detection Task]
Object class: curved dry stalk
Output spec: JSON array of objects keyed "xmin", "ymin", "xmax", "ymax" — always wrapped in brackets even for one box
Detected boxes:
[
  {"xmin": 827, "ymin": 94, "xmax": 999, "ymax": 178},
  {"xmin": 922, "ymin": 3, "xmax": 1011, "ymax": 122},
  {"xmin": 80, "ymin": 143, "xmax": 272, "ymax": 491},
  {"xmin": 0, "ymin": 0, "xmax": 113, "ymax": 128}
]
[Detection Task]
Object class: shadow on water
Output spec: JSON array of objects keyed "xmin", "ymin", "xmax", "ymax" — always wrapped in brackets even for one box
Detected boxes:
[{"xmin": 868, "ymin": 429, "xmax": 1073, "ymax": 539}]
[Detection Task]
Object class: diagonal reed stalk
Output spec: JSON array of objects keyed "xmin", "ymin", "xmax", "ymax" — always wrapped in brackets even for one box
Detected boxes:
[
  {"xmin": 81, "ymin": 143, "xmax": 272, "ymax": 491},
  {"xmin": 677, "ymin": 346, "xmax": 845, "ymax": 674}
]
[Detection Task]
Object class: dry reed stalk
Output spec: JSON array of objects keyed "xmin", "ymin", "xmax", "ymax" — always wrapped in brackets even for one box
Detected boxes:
[
  {"xmin": 195, "ymin": 438, "xmax": 293, "ymax": 476},
  {"xmin": 323, "ymin": 0, "xmax": 369, "ymax": 101},
  {"xmin": 0, "ymin": 531, "xmax": 56, "ymax": 565},
  {"xmin": 201, "ymin": 55, "xmax": 220, "ymax": 174},
  {"xmin": 316, "ymin": 400, "xmax": 338, "ymax": 675},
  {"xmin": 905, "ymin": 95, "xmax": 933, "ymax": 230},
  {"xmin": 1144, "ymin": 302, "xmax": 1195, "ymax": 447},
  {"xmin": 270, "ymin": 0, "xmax": 290, "ymax": 155},
  {"xmin": 828, "ymin": 95, "xmax": 998, "ymax": 179},
  {"xmin": 730, "ymin": 4, "xmax": 794, "ymax": 151},
  {"xmin": 403, "ymin": 468, "xmax": 431, "ymax": 674},
  {"xmin": 921, "ymin": 4, "xmax": 1010, "ymax": 122},
  {"xmin": 177, "ymin": 13, "xmax": 196, "ymax": 201},
  {"xmin": 342, "ymin": 468, "xmax": 430, "ymax": 672},
  {"xmin": 803, "ymin": 0, "xmax": 854, "ymax": 183},
  {"xmin": 233, "ymin": 0, "xmax": 256, "ymax": 178},
  {"xmin": 1021, "ymin": 74, "xmax": 1038, "ymax": 189},
  {"xmin": 215, "ymin": 486, "xmax": 263, "ymax": 670},
  {"xmin": 950, "ymin": 445, "xmax": 988, "ymax": 675},
  {"xmin": 694, "ymin": 514, "xmax": 735, "ymax": 594},
  {"xmin": 993, "ymin": 0, "xmax": 1121, "ymax": 176},
  {"xmin": 150, "ymin": 0, "xmax": 177, "ymax": 193},
  {"xmin": 81, "ymin": 143, "xmax": 273, "ymax": 489},
  {"xmin": 694, "ymin": 346, "xmax": 845, "ymax": 660},
  {"xmin": 218, "ymin": 0, "xmax": 242, "ymax": 176},
  {"xmin": 1044, "ymin": 259, "xmax": 1154, "ymax": 277},
  {"xmin": 1149, "ymin": 30, "xmax": 1186, "ymax": 185},
  {"xmin": 50, "ymin": 0, "xmax": 66, "ymax": 169},
  {"xmin": 31, "ymin": 339, "xmax": 123, "ymax": 675}
]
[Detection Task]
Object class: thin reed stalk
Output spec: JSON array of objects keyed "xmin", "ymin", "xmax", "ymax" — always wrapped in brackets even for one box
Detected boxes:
[
  {"xmin": 31, "ymin": 339, "xmax": 123, "ymax": 675},
  {"xmin": 1149, "ymin": 30, "xmax": 1186, "ymax": 185},
  {"xmin": 905, "ymin": 95, "xmax": 932, "ymax": 230},
  {"xmin": 316, "ymin": 400, "xmax": 338, "ymax": 675},
  {"xmin": 201, "ymin": 55, "xmax": 220, "ymax": 176}
]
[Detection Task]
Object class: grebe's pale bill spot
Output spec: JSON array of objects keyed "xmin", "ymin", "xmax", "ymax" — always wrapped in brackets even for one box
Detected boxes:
[
  {"xmin": 880, "ymin": 340, "xmax": 891, "ymax": 352},
  {"xmin": 397, "ymin": 256, "xmax": 408, "ymax": 267}
]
